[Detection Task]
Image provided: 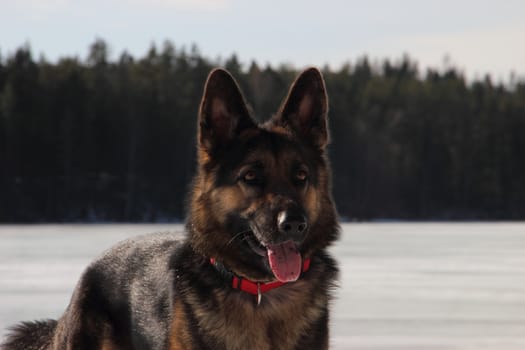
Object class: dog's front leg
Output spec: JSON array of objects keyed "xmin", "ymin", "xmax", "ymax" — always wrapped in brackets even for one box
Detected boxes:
[
  {"xmin": 50, "ymin": 269, "xmax": 117, "ymax": 350},
  {"xmin": 294, "ymin": 308, "xmax": 330, "ymax": 350}
]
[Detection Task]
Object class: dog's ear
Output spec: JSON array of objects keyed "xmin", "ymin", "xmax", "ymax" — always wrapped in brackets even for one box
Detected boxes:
[
  {"xmin": 198, "ymin": 68, "xmax": 256, "ymax": 151},
  {"xmin": 275, "ymin": 67, "xmax": 329, "ymax": 148}
]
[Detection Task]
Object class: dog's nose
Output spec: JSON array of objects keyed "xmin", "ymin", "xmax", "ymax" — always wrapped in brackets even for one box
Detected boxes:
[{"xmin": 277, "ymin": 211, "xmax": 308, "ymax": 240}]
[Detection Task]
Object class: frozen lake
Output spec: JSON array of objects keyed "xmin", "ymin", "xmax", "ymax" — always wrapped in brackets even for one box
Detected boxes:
[{"xmin": 1, "ymin": 223, "xmax": 525, "ymax": 349}]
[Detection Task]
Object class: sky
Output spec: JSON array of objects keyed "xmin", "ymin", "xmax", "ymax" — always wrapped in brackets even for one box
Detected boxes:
[{"xmin": 1, "ymin": 0, "xmax": 524, "ymax": 82}]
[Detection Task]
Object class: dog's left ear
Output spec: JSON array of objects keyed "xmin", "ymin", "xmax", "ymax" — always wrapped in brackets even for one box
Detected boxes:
[
  {"xmin": 199, "ymin": 68, "xmax": 256, "ymax": 152},
  {"xmin": 275, "ymin": 67, "xmax": 329, "ymax": 149}
]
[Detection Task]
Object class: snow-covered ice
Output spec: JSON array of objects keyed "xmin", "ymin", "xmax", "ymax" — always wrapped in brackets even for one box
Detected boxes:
[{"xmin": 1, "ymin": 223, "xmax": 524, "ymax": 349}]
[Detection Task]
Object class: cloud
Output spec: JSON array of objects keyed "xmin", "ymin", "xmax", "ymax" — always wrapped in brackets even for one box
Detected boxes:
[
  {"xmin": 128, "ymin": 0, "xmax": 231, "ymax": 11},
  {"xmin": 5, "ymin": 0, "xmax": 70, "ymax": 21},
  {"xmin": 369, "ymin": 22, "xmax": 525, "ymax": 80}
]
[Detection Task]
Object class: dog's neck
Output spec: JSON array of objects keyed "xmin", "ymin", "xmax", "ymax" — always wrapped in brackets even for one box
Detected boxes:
[{"xmin": 209, "ymin": 257, "xmax": 312, "ymax": 306}]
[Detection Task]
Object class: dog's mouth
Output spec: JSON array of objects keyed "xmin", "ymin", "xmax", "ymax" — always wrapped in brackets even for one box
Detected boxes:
[
  {"xmin": 242, "ymin": 231, "xmax": 303, "ymax": 282},
  {"xmin": 243, "ymin": 231, "xmax": 267, "ymax": 256}
]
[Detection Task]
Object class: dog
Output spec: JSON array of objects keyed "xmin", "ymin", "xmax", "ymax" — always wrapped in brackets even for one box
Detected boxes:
[{"xmin": 2, "ymin": 67, "xmax": 340, "ymax": 350}]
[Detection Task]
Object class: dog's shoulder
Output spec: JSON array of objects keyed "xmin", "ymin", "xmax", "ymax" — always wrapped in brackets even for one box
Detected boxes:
[
  {"xmin": 63, "ymin": 232, "xmax": 189, "ymax": 348},
  {"xmin": 89, "ymin": 231, "xmax": 186, "ymax": 276}
]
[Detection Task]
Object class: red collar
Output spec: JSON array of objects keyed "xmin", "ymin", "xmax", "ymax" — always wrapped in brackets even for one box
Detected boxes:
[{"xmin": 210, "ymin": 257, "xmax": 311, "ymax": 304}]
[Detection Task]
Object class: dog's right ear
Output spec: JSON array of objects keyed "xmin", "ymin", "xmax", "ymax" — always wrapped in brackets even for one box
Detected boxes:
[{"xmin": 198, "ymin": 68, "xmax": 256, "ymax": 152}]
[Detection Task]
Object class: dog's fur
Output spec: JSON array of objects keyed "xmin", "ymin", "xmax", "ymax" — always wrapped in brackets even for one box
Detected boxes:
[{"xmin": 2, "ymin": 67, "xmax": 339, "ymax": 350}]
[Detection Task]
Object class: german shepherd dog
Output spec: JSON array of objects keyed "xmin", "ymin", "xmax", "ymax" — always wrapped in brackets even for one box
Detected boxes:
[{"xmin": 2, "ymin": 67, "xmax": 339, "ymax": 350}]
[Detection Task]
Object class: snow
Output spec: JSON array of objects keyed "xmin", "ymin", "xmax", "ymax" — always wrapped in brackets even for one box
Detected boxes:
[{"xmin": 1, "ymin": 223, "xmax": 524, "ymax": 349}]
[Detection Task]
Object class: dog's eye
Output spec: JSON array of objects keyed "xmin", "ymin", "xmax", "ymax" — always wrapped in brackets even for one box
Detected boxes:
[
  {"xmin": 242, "ymin": 170, "xmax": 262, "ymax": 185},
  {"xmin": 244, "ymin": 171, "xmax": 257, "ymax": 181},
  {"xmin": 295, "ymin": 169, "xmax": 308, "ymax": 182}
]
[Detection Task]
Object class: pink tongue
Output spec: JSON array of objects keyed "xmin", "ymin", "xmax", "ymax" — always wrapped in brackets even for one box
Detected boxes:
[{"xmin": 267, "ymin": 240, "xmax": 302, "ymax": 282}]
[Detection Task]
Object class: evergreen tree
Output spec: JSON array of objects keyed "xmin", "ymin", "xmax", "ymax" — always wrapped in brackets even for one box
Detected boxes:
[{"xmin": 0, "ymin": 40, "xmax": 524, "ymax": 222}]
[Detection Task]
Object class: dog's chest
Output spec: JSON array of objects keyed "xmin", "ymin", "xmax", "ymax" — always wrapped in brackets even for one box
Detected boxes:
[
  {"xmin": 212, "ymin": 291, "xmax": 324, "ymax": 349},
  {"xmin": 171, "ymin": 282, "xmax": 327, "ymax": 350}
]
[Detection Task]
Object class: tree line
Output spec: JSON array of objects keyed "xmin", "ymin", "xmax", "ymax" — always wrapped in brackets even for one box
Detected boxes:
[{"xmin": 1, "ymin": 39, "xmax": 524, "ymax": 222}]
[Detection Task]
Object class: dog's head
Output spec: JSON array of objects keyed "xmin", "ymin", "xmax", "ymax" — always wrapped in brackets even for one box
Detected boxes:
[{"xmin": 189, "ymin": 68, "xmax": 339, "ymax": 282}]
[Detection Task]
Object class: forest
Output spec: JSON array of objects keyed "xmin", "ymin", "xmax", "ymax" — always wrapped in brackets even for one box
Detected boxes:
[{"xmin": 1, "ymin": 39, "xmax": 524, "ymax": 222}]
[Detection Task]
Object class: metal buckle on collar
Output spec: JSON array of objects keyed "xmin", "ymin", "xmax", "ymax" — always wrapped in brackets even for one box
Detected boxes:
[{"xmin": 257, "ymin": 283, "xmax": 262, "ymax": 306}]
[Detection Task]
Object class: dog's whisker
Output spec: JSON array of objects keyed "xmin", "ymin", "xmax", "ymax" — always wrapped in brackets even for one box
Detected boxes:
[
  {"xmin": 215, "ymin": 229, "xmax": 252, "ymax": 256},
  {"xmin": 225, "ymin": 229, "xmax": 252, "ymax": 247}
]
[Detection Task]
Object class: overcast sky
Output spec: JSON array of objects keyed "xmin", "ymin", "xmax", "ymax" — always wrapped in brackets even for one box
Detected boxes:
[{"xmin": 1, "ymin": 0, "xmax": 524, "ymax": 81}]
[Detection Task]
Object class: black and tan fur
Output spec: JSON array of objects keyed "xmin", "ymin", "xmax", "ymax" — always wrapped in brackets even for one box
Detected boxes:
[{"xmin": 2, "ymin": 67, "xmax": 339, "ymax": 350}]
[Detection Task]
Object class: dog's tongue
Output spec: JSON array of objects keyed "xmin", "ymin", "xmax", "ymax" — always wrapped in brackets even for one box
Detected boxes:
[{"xmin": 267, "ymin": 240, "xmax": 302, "ymax": 282}]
